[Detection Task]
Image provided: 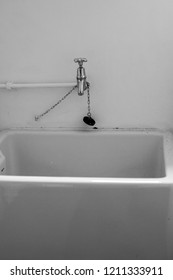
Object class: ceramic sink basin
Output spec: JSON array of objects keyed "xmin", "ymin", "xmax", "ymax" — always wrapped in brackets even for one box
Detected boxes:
[{"xmin": 0, "ymin": 128, "xmax": 172, "ymax": 260}]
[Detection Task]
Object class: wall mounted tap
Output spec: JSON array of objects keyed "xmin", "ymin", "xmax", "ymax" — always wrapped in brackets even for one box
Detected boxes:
[{"xmin": 74, "ymin": 58, "xmax": 88, "ymax": 96}]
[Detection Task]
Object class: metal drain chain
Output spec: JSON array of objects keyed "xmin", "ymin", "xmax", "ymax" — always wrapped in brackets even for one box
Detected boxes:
[
  {"xmin": 35, "ymin": 85, "xmax": 77, "ymax": 121},
  {"xmin": 86, "ymin": 82, "xmax": 91, "ymax": 117}
]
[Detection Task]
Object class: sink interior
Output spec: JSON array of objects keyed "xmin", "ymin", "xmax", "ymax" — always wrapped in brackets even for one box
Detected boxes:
[{"xmin": 0, "ymin": 131, "xmax": 165, "ymax": 178}]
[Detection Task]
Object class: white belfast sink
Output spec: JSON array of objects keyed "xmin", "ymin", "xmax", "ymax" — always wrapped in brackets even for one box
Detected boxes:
[{"xmin": 0, "ymin": 128, "xmax": 172, "ymax": 259}]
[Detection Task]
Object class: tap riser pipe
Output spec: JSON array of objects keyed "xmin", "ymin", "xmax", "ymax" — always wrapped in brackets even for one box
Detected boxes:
[{"xmin": 0, "ymin": 82, "xmax": 76, "ymax": 90}]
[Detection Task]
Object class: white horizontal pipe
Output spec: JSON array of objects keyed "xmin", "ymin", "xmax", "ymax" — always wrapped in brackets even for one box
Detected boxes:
[{"xmin": 0, "ymin": 81, "xmax": 76, "ymax": 90}]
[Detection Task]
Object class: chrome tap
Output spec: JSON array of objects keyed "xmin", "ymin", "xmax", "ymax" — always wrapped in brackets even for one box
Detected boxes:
[{"xmin": 74, "ymin": 58, "xmax": 88, "ymax": 96}]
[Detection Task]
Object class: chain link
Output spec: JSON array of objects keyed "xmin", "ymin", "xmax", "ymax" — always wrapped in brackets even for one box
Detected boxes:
[
  {"xmin": 86, "ymin": 82, "xmax": 91, "ymax": 117},
  {"xmin": 35, "ymin": 85, "xmax": 77, "ymax": 121}
]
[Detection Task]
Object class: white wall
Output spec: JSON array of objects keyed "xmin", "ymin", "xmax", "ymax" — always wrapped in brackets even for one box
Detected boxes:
[{"xmin": 0, "ymin": 0, "xmax": 173, "ymax": 129}]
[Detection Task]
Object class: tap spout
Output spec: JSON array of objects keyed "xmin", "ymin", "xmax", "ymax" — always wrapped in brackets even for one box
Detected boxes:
[{"xmin": 74, "ymin": 58, "xmax": 88, "ymax": 96}]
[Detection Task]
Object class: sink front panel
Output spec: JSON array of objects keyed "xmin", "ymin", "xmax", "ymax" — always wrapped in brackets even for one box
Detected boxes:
[{"xmin": 0, "ymin": 181, "xmax": 172, "ymax": 260}]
